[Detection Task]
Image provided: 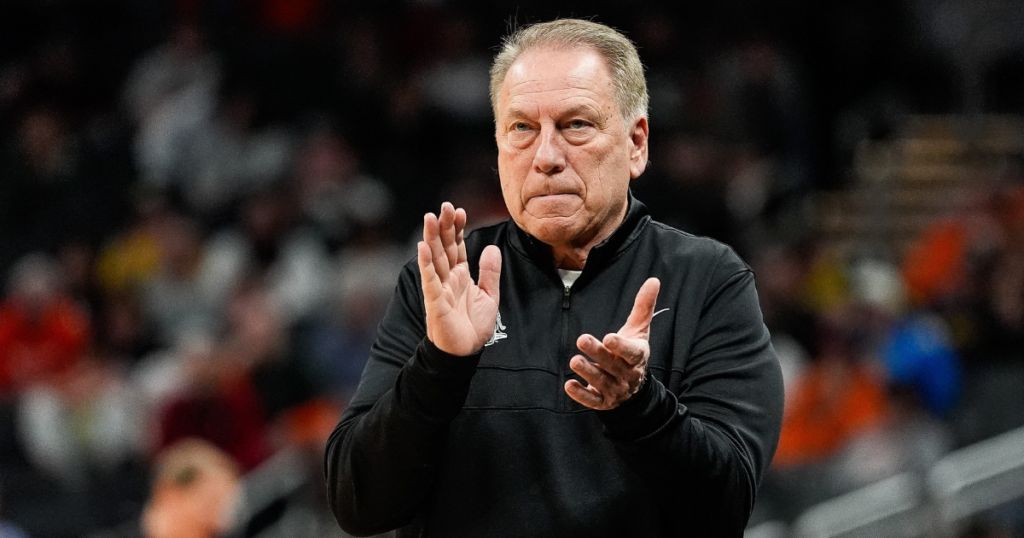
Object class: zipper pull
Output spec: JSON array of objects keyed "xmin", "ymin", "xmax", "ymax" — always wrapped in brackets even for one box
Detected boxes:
[{"xmin": 562, "ymin": 285, "xmax": 571, "ymax": 309}]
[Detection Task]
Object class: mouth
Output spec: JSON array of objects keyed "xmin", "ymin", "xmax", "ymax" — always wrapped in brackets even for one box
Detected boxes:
[
  {"xmin": 527, "ymin": 193, "xmax": 581, "ymax": 208},
  {"xmin": 524, "ymin": 193, "xmax": 583, "ymax": 217},
  {"xmin": 532, "ymin": 192, "xmax": 580, "ymax": 200}
]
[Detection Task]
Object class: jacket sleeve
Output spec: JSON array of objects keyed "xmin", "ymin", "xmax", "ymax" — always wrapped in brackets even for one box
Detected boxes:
[
  {"xmin": 323, "ymin": 261, "xmax": 481, "ymax": 537},
  {"xmin": 596, "ymin": 247, "xmax": 784, "ymax": 537}
]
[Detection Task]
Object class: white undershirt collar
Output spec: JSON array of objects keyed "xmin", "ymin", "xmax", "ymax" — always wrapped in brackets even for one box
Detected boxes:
[{"xmin": 556, "ymin": 269, "xmax": 582, "ymax": 289}]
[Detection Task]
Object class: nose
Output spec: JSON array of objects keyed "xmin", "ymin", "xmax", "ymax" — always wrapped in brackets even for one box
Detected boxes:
[{"xmin": 533, "ymin": 125, "xmax": 566, "ymax": 175}]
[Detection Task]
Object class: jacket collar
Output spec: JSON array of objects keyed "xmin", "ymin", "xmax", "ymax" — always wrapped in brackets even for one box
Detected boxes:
[{"xmin": 507, "ymin": 191, "xmax": 651, "ymax": 279}]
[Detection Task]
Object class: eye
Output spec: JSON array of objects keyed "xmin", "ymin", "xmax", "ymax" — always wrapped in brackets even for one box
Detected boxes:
[
  {"xmin": 567, "ymin": 119, "xmax": 588, "ymax": 129},
  {"xmin": 513, "ymin": 122, "xmax": 531, "ymax": 132}
]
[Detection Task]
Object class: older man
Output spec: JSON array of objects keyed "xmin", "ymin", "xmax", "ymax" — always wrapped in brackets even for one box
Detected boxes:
[{"xmin": 325, "ymin": 19, "xmax": 784, "ymax": 537}]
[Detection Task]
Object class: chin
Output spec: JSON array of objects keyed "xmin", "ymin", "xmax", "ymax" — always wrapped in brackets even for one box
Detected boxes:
[{"xmin": 521, "ymin": 215, "xmax": 583, "ymax": 246}]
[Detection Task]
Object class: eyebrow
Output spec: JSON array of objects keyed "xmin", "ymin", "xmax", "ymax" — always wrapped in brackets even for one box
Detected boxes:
[
  {"xmin": 503, "ymin": 104, "xmax": 603, "ymax": 123},
  {"xmin": 504, "ymin": 108, "xmax": 535, "ymax": 122},
  {"xmin": 559, "ymin": 104, "xmax": 602, "ymax": 120}
]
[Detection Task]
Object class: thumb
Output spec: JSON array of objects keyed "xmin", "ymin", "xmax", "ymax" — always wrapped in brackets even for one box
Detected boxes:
[
  {"xmin": 621, "ymin": 277, "xmax": 660, "ymax": 334},
  {"xmin": 477, "ymin": 245, "xmax": 502, "ymax": 303}
]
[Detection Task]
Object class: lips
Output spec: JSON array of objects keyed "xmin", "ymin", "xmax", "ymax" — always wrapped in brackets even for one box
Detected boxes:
[
  {"xmin": 524, "ymin": 185, "xmax": 581, "ymax": 199},
  {"xmin": 521, "ymin": 178, "xmax": 582, "ymax": 204},
  {"xmin": 527, "ymin": 193, "xmax": 581, "ymax": 208},
  {"xmin": 524, "ymin": 192, "xmax": 583, "ymax": 218}
]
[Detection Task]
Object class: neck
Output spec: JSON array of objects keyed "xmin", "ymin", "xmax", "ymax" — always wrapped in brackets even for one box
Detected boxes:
[{"xmin": 551, "ymin": 247, "xmax": 588, "ymax": 271}]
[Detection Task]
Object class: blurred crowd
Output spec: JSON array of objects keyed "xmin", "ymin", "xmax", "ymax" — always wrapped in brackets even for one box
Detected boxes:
[
  {"xmin": 0, "ymin": 0, "xmax": 1023, "ymax": 537},
  {"xmin": 754, "ymin": 186, "xmax": 1024, "ymax": 526}
]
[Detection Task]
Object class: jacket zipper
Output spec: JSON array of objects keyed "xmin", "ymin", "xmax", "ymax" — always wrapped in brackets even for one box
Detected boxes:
[{"xmin": 559, "ymin": 284, "xmax": 571, "ymax": 411}]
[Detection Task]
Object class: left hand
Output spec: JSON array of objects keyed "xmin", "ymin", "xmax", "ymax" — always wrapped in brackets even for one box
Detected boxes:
[{"xmin": 565, "ymin": 277, "xmax": 661, "ymax": 410}]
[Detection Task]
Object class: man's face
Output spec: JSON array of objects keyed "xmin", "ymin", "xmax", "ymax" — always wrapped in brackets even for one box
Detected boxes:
[
  {"xmin": 184, "ymin": 468, "xmax": 241, "ymax": 536},
  {"xmin": 495, "ymin": 46, "xmax": 648, "ymax": 253}
]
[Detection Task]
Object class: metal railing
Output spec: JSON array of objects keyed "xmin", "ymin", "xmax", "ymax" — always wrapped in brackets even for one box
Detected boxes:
[{"xmin": 748, "ymin": 425, "xmax": 1024, "ymax": 538}]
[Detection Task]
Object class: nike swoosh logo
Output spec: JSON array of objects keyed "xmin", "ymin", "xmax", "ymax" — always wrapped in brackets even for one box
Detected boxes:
[{"xmin": 652, "ymin": 308, "xmax": 670, "ymax": 318}]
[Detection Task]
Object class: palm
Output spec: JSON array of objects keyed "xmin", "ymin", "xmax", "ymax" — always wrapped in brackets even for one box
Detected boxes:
[
  {"xmin": 418, "ymin": 203, "xmax": 502, "ymax": 356},
  {"xmin": 428, "ymin": 261, "xmax": 499, "ymax": 351},
  {"xmin": 564, "ymin": 278, "xmax": 660, "ymax": 410}
]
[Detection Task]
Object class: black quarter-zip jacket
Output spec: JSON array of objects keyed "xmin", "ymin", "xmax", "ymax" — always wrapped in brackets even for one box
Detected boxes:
[{"xmin": 325, "ymin": 196, "xmax": 784, "ymax": 537}]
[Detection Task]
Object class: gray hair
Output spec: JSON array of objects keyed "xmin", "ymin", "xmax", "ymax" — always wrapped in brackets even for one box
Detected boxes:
[{"xmin": 489, "ymin": 19, "xmax": 648, "ymax": 124}]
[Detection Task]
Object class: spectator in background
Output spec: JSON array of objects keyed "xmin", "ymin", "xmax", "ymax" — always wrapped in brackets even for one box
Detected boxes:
[
  {"xmin": 839, "ymin": 259, "xmax": 954, "ymax": 487},
  {"xmin": 177, "ymin": 88, "xmax": 295, "ymax": 222},
  {"xmin": 0, "ymin": 254, "xmax": 90, "ymax": 398},
  {"xmin": 17, "ymin": 353, "xmax": 144, "ymax": 488},
  {"xmin": 851, "ymin": 258, "xmax": 962, "ymax": 417},
  {"xmin": 762, "ymin": 315, "xmax": 891, "ymax": 519},
  {"xmin": 89, "ymin": 438, "xmax": 242, "ymax": 538},
  {"xmin": 301, "ymin": 238, "xmax": 405, "ymax": 400},
  {"xmin": 204, "ymin": 188, "xmax": 330, "ymax": 325},
  {"xmin": 123, "ymin": 23, "xmax": 221, "ymax": 189},
  {"xmin": 878, "ymin": 307, "xmax": 961, "ymax": 416},
  {"xmin": 157, "ymin": 335, "xmax": 270, "ymax": 471},
  {"xmin": 224, "ymin": 281, "xmax": 314, "ymax": 422},
  {"xmin": 299, "ymin": 162, "xmax": 404, "ymax": 399},
  {"xmin": 290, "ymin": 126, "xmax": 395, "ymax": 250},
  {"xmin": 772, "ymin": 317, "xmax": 891, "ymax": 470},
  {"xmin": 416, "ymin": 14, "xmax": 492, "ymax": 124},
  {"xmin": 96, "ymin": 195, "xmax": 169, "ymax": 298},
  {"xmin": 141, "ymin": 215, "xmax": 228, "ymax": 346}
]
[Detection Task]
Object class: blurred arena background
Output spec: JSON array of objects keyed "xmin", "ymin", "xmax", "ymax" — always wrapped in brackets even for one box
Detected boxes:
[{"xmin": 0, "ymin": 0, "xmax": 1023, "ymax": 537}]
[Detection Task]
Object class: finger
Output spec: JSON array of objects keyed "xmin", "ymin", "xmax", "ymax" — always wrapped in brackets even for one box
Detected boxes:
[
  {"xmin": 438, "ymin": 202, "xmax": 459, "ymax": 272},
  {"xmin": 569, "ymin": 355, "xmax": 617, "ymax": 396},
  {"xmin": 417, "ymin": 241, "xmax": 444, "ymax": 306},
  {"xmin": 477, "ymin": 245, "xmax": 502, "ymax": 303},
  {"xmin": 620, "ymin": 277, "xmax": 661, "ymax": 336},
  {"xmin": 454, "ymin": 207, "xmax": 468, "ymax": 265},
  {"xmin": 447, "ymin": 261, "xmax": 470, "ymax": 298},
  {"xmin": 602, "ymin": 333, "xmax": 649, "ymax": 366},
  {"xmin": 576, "ymin": 334, "xmax": 631, "ymax": 378},
  {"xmin": 564, "ymin": 379, "xmax": 604, "ymax": 409},
  {"xmin": 423, "ymin": 212, "xmax": 450, "ymax": 281}
]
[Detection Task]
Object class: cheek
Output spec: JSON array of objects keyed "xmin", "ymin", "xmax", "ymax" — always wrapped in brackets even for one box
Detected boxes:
[
  {"xmin": 497, "ymin": 151, "xmax": 530, "ymax": 206},
  {"xmin": 593, "ymin": 142, "xmax": 629, "ymax": 184},
  {"xmin": 575, "ymin": 145, "xmax": 611, "ymax": 186},
  {"xmin": 576, "ymin": 146, "xmax": 628, "ymax": 213},
  {"xmin": 498, "ymin": 178, "xmax": 517, "ymax": 208}
]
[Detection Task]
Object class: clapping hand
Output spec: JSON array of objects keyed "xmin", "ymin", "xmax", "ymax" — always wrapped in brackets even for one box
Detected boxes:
[
  {"xmin": 565, "ymin": 278, "xmax": 661, "ymax": 410},
  {"xmin": 417, "ymin": 202, "xmax": 502, "ymax": 356}
]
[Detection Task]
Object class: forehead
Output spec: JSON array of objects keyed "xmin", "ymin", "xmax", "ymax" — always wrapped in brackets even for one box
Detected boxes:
[{"xmin": 499, "ymin": 46, "xmax": 616, "ymax": 116}]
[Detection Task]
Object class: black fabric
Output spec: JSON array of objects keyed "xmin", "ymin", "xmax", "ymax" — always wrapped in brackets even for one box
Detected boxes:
[
  {"xmin": 324, "ymin": 195, "xmax": 785, "ymax": 537},
  {"xmin": 85, "ymin": 519, "xmax": 144, "ymax": 538}
]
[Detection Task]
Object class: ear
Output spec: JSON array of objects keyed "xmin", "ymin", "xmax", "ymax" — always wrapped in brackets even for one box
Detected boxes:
[{"xmin": 627, "ymin": 116, "xmax": 649, "ymax": 179}]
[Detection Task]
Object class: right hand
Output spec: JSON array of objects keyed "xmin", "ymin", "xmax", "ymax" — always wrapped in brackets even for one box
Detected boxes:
[{"xmin": 418, "ymin": 202, "xmax": 502, "ymax": 356}]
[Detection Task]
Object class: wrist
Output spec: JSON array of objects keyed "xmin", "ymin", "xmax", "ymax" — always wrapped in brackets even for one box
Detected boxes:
[
  {"xmin": 420, "ymin": 338, "xmax": 484, "ymax": 370},
  {"xmin": 429, "ymin": 335, "xmax": 484, "ymax": 357},
  {"xmin": 597, "ymin": 374, "xmax": 678, "ymax": 442}
]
